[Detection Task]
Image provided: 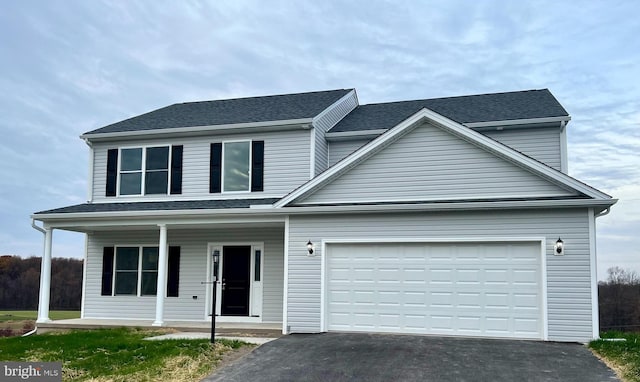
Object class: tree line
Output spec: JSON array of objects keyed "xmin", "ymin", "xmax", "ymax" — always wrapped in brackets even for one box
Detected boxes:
[
  {"xmin": 599, "ymin": 266, "xmax": 640, "ymax": 332},
  {"xmin": 0, "ymin": 255, "xmax": 83, "ymax": 310}
]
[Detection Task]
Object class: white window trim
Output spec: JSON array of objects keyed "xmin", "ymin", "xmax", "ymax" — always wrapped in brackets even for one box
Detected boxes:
[
  {"xmin": 112, "ymin": 244, "xmax": 162, "ymax": 298},
  {"xmin": 116, "ymin": 145, "xmax": 173, "ymax": 197},
  {"xmin": 220, "ymin": 139, "xmax": 253, "ymax": 194}
]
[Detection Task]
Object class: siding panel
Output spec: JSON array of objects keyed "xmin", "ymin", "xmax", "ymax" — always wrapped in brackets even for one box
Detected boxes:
[
  {"xmin": 286, "ymin": 208, "xmax": 593, "ymax": 342},
  {"xmin": 84, "ymin": 226, "xmax": 284, "ymax": 323},
  {"xmin": 303, "ymin": 122, "xmax": 574, "ymax": 204},
  {"xmin": 328, "ymin": 139, "xmax": 372, "ymax": 167},
  {"xmin": 482, "ymin": 126, "xmax": 562, "ymax": 170},
  {"xmin": 92, "ymin": 130, "xmax": 310, "ymax": 202}
]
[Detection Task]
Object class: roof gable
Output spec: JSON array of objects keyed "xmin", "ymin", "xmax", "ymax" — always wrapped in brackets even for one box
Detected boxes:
[
  {"xmin": 84, "ymin": 89, "xmax": 352, "ymax": 135},
  {"xmin": 329, "ymin": 89, "xmax": 569, "ymax": 134},
  {"xmin": 276, "ymin": 108, "xmax": 611, "ymax": 207},
  {"xmin": 299, "ymin": 120, "xmax": 577, "ymax": 204}
]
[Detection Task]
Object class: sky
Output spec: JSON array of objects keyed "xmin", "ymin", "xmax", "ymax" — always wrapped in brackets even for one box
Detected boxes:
[{"xmin": 0, "ymin": 1, "xmax": 638, "ymax": 280}]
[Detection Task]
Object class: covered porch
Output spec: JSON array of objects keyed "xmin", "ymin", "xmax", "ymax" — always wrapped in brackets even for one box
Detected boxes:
[{"xmin": 32, "ymin": 207, "xmax": 286, "ymax": 333}]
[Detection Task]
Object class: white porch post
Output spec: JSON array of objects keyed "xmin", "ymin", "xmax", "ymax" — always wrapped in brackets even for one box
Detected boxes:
[
  {"xmin": 153, "ymin": 224, "xmax": 168, "ymax": 326},
  {"xmin": 36, "ymin": 228, "xmax": 53, "ymax": 323}
]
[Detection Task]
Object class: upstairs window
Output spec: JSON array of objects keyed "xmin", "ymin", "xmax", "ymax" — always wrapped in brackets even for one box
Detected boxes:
[
  {"xmin": 106, "ymin": 145, "xmax": 183, "ymax": 197},
  {"xmin": 210, "ymin": 140, "xmax": 264, "ymax": 193},
  {"xmin": 223, "ymin": 141, "xmax": 250, "ymax": 192}
]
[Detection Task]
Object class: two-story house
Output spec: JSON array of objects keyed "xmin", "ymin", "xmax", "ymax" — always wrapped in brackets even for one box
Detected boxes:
[{"xmin": 32, "ymin": 88, "xmax": 616, "ymax": 342}]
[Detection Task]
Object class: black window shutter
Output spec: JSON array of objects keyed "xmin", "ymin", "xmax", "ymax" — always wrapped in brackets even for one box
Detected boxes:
[
  {"xmin": 106, "ymin": 149, "xmax": 118, "ymax": 197},
  {"xmin": 101, "ymin": 247, "xmax": 114, "ymax": 296},
  {"xmin": 170, "ymin": 145, "xmax": 183, "ymax": 194},
  {"xmin": 209, "ymin": 143, "xmax": 222, "ymax": 193},
  {"xmin": 251, "ymin": 141, "xmax": 264, "ymax": 192},
  {"xmin": 167, "ymin": 246, "xmax": 180, "ymax": 297}
]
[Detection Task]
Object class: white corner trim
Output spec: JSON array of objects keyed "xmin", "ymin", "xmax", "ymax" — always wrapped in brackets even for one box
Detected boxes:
[
  {"xmin": 320, "ymin": 239, "xmax": 326, "ymax": 332},
  {"xmin": 560, "ymin": 121, "xmax": 568, "ymax": 174},
  {"xmin": 588, "ymin": 208, "xmax": 599, "ymax": 339},
  {"xmin": 282, "ymin": 216, "xmax": 290, "ymax": 334},
  {"xmin": 275, "ymin": 108, "xmax": 610, "ymax": 208},
  {"xmin": 87, "ymin": 145, "xmax": 94, "ymax": 202},
  {"xmin": 309, "ymin": 128, "xmax": 316, "ymax": 179},
  {"xmin": 80, "ymin": 233, "xmax": 88, "ymax": 319}
]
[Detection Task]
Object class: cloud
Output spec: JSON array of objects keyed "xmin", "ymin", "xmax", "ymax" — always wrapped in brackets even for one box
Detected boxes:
[{"xmin": 0, "ymin": 1, "xmax": 638, "ymax": 281}]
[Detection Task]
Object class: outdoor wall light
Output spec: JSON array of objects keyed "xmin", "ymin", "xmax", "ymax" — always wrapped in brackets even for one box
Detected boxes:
[
  {"xmin": 554, "ymin": 237, "xmax": 564, "ymax": 256},
  {"xmin": 307, "ymin": 240, "xmax": 314, "ymax": 256}
]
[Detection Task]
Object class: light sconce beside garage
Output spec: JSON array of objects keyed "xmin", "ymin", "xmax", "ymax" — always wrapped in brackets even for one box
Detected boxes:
[
  {"xmin": 307, "ymin": 240, "xmax": 315, "ymax": 256},
  {"xmin": 554, "ymin": 238, "xmax": 564, "ymax": 256}
]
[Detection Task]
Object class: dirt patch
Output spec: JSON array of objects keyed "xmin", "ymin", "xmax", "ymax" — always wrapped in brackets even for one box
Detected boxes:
[{"xmin": 0, "ymin": 320, "xmax": 35, "ymax": 337}]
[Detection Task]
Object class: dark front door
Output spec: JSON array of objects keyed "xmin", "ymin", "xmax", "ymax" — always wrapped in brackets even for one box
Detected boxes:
[{"xmin": 221, "ymin": 246, "xmax": 251, "ymax": 316}]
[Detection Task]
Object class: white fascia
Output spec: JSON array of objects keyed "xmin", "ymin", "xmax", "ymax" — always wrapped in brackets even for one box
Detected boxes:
[
  {"xmin": 80, "ymin": 118, "xmax": 314, "ymax": 142},
  {"xmin": 33, "ymin": 198, "xmax": 617, "ymax": 230},
  {"xmin": 464, "ymin": 116, "xmax": 571, "ymax": 129},
  {"xmin": 324, "ymin": 129, "xmax": 388, "ymax": 140},
  {"xmin": 311, "ymin": 89, "xmax": 358, "ymax": 126},
  {"xmin": 275, "ymin": 108, "xmax": 610, "ymax": 208}
]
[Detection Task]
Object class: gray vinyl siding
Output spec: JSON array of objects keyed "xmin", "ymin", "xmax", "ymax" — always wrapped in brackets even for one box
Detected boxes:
[
  {"xmin": 83, "ymin": 226, "xmax": 284, "ymax": 322},
  {"xmin": 482, "ymin": 126, "xmax": 562, "ymax": 170},
  {"xmin": 92, "ymin": 129, "xmax": 310, "ymax": 202},
  {"xmin": 286, "ymin": 208, "xmax": 594, "ymax": 342},
  {"xmin": 328, "ymin": 139, "xmax": 372, "ymax": 167},
  {"xmin": 302, "ymin": 122, "xmax": 575, "ymax": 204},
  {"xmin": 313, "ymin": 91, "xmax": 358, "ymax": 175}
]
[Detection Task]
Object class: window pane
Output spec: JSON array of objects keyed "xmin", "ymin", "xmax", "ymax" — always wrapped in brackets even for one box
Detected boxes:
[
  {"xmin": 115, "ymin": 272, "xmax": 138, "ymax": 295},
  {"xmin": 116, "ymin": 247, "xmax": 139, "ymax": 270},
  {"xmin": 146, "ymin": 147, "xmax": 169, "ymax": 170},
  {"xmin": 142, "ymin": 247, "xmax": 159, "ymax": 270},
  {"xmin": 121, "ymin": 148, "xmax": 142, "ymax": 171},
  {"xmin": 120, "ymin": 173, "xmax": 142, "ymax": 195},
  {"xmin": 141, "ymin": 272, "xmax": 158, "ymax": 296},
  {"xmin": 223, "ymin": 141, "xmax": 250, "ymax": 191},
  {"xmin": 145, "ymin": 171, "xmax": 168, "ymax": 194}
]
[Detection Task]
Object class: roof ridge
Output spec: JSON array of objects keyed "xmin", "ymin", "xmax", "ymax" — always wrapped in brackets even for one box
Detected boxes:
[
  {"xmin": 174, "ymin": 88, "xmax": 353, "ymax": 106},
  {"xmin": 360, "ymin": 89, "xmax": 550, "ymax": 107}
]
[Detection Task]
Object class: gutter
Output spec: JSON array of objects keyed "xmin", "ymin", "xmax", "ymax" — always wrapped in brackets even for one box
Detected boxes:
[
  {"xmin": 32, "ymin": 198, "xmax": 618, "ymax": 223},
  {"xmin": 80, "ymin": 118, "xmax": 314, "ymax": 142}
]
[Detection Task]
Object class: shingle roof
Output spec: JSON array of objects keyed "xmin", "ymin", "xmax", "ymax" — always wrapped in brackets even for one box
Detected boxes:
[
  {"xmin": 84, "ymin": 89, "xmax": 352, "ymax": 135},
  {"xmin": 34, "ymin": 198, "xmax": 281, "ymax": 215},
  {"xmin": 329, "ymin": 89, "xmax": 569, "ymax": 133}
]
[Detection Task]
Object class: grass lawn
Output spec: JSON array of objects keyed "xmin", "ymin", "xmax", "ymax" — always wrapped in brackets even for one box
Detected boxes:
[
  {"xmin": 0, "ymin": 327, "xmax": 251, "ymax": 381},
  {"xmin": 0, "ymin": 310, "xmax": 80, "ymax": 322},
  {"xmin": 590, "ymin": 331, "xmax": 640, "ymax": 382}
]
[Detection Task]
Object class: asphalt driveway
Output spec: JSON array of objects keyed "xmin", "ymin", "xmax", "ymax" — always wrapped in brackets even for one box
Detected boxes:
[{"xmin": 204, "ymin": 333, "xmax": 619, "ymax": 382}]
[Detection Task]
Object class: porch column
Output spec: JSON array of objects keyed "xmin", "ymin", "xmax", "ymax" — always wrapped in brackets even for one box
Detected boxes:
[
  {"xmin": 153, "ymin": 224, "xmax": 168, "ymax": 326},
  {"xmin": 36, "ymin": 228, "xmax": 53, "ymax": 323}
]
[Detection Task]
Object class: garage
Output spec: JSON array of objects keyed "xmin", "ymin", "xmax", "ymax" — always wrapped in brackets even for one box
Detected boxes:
[{"xmin": 324, "ymin": 241, "xmax": 545, "ymax": 339}]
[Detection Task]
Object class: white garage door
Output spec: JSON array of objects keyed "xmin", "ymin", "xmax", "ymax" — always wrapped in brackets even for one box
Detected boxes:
[{"xmin": 325, "ymin": 242, "xmax": 543, "ymax": 339}]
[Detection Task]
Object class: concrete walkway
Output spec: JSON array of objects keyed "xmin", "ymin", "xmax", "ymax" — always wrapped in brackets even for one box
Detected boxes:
[{"xmin": 144, "ymin": 332, "xmax": 275, "ymax": 345}]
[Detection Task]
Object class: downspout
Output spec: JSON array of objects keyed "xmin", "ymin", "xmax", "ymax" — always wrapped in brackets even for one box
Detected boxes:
[
  {"xmin": 31, "ymin": 218, "xmax": 45, "ymax": 234},
  {"xmin": 83, "ymin": 138, "xmax": 94, "ymax": 203},
  {"xmin": 596, "ymin": 207, "xmax": 611, "ymax": 218}
]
